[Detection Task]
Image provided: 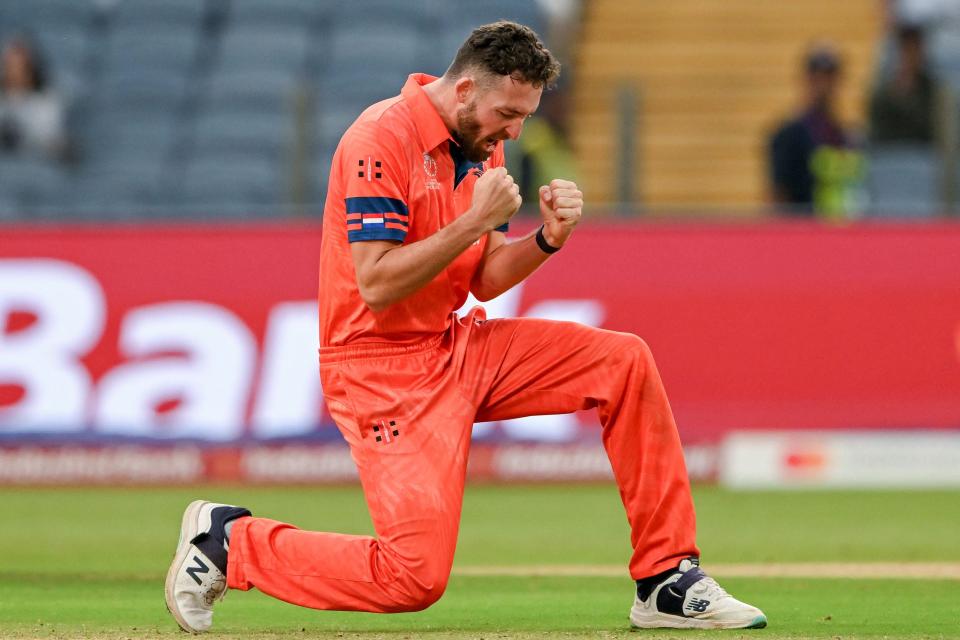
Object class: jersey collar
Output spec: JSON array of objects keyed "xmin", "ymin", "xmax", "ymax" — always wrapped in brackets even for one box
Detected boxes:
[{"xmin": 402, "ymin": 73, "xmax": 454, "ymax": 153}]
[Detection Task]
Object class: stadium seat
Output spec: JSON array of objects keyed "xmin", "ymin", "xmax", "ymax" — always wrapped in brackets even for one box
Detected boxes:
[
  {"xmin": 0, "ymin": 157, "xmax": 72, "ymax": 214},
  {"xmin": 0, "ymin": 0, "xmax": 96, "ymax": 32},
  {"xmin": 72, "ymin": 165, "xmax": 164, "ymax": 217},
  {"xmin": 111, "ymin": 124, "xmax": 179, "ymax": 163},
  {"xmin": 226, "ymin": 0, "xmax": 325, "ymax": 29},
  {"xmin": 202, "ymin": 70, "xmax": 303, "ymax": 119},
  {"xmin": 192, "ymin": 111, "xmax": 292, "ymax": 159},
  {"xmin": 98, "ymin": 73, "xmax": 190, "ymax": 114},
  {"xmin": 866, "ymin": 144, "xmax": 941, "ymax": 217},
  {"xmin": 0, "ymin": 192, "xmax": 18, "ymax": 220},
  {"xmin": 81, "ymin": 115, "xmax": 180, "ymax": 169},
  {"xmin": 109, "ymin": 0, "xmax": 207, "ymax": 32},
  {"xmin": 102, "ymin": 30, "xmax": 201, "ymax": 78},
  {"xmin": 34, "ymin": 27, "xmax": 90, "ymax": 71},
  {"xmin": 34, "ymin": 27, "xmax": 92, "ymax": 100},
  {"xmin": 326, "ymin": 24, "xmax": 426, "ymax": 76},
  {"xmin": 178, "ymin": 154, "xmax": 283, "ymax": 209},
  {"xmin": 330, "ymin": 0, "xmax": 438, "ymax": 31},
  {"xmin": 217, "ymin": 25, "xmax": 311, "ymax": 76}
]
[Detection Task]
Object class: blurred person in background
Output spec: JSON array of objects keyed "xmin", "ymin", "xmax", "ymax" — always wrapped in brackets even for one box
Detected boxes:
[
  {"xmin": 869, "ymin": 24, "xmax": 938, "ymax": 143},
  {"xmin": 0, "ymin": 35, "xmax": 69, "ymax": 163},
  {"xmin": 888, "ymin": 0, "xmax": 960, "ymax": 28},
  {"xmin": 768, "ymin": 43, "xmax": 864, "ymax": 218},
  {"xmin": 506, "ymin": 86, "xmax": 578, "ymax": 203}
]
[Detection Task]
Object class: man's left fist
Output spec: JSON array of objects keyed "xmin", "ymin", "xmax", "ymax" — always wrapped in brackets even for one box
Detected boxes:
[{"xmin": 538, "ymin": 179, "xmax": 583, "ymax": 249}]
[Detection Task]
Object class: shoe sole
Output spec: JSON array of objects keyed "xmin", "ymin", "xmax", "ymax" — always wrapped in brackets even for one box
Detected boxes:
[
  {"xmin": 630, "ymin": 613, "xmax": 768, "ymax": 630},
  {"xmin": 164, "ymin": 499, "xmax": 208, "ymax": 634}
]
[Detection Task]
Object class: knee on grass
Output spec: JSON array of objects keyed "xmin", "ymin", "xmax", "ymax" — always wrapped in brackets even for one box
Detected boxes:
[{"xmin": 385, "ymin": 567, "xmax": 450, "ymax": 612}]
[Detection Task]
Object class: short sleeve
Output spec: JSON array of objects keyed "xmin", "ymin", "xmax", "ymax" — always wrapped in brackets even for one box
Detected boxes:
[
  {"xmin": 488, "ymin": 143, "xmax": 509, "ymax": 234},
  {"xmin": 342, "ymin": 125, "xmax": 411, "ymax": 243}
]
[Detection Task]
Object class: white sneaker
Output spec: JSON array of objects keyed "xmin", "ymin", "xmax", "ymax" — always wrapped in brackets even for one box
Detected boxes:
[
  {"xmin": 164, "ymin": 500, "xmax": 251, "ymax": 633},
  {"xmin": 630, "ymin": 558, "xmax": 767, "ymax": 629}
]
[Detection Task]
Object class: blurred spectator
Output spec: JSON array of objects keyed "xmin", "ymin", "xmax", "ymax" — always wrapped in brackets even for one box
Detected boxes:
[
  {"xmin": 506, "ymin": 88, "xmax": 577, "ymax": 204},
  {"xmin": 0, "ymin": 36, "xmax": 70, "ymax": 162},
  {"xmin": 768, "ymin": 43, "xmax": 864, "ymax": 218},
  {"xmin": 888, "ymin": 0, "xmax": 960, "ymax": 28},
  {"xmin": 869, "ymin": 25, "xmax": 938, "ymax": 143}
]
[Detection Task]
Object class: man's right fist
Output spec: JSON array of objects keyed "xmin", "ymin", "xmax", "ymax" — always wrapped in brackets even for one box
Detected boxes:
[{"xmin": 470, "ymin": 167, "xmax": 522, "ymax": 231}]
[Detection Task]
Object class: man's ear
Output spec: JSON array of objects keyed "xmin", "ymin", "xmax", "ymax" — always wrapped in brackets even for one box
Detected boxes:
[{"xmin": 454, "ymin": 76, "xmax": 475, "ymax": 106}]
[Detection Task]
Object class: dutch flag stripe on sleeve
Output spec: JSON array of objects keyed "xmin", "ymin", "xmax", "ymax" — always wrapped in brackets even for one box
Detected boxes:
[{"xmin": 345, "ymin": 197, "xmax": 409, "ymax": 242}]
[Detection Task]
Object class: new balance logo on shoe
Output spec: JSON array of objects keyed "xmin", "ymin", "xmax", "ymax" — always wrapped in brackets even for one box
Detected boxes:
[
  {"xmin": 185, "ymin": 555, "xmax": 210, "ymax": 586},
  {"xmin": 686, "ymin": 598, "xmax": 710, "ymax": 613},
  {"xmin": 166, "ymin": 501, "xmax": 252, "ymax": 633},
  {"xmin": 630, "ymin": 558, "xmax": 767, "ymax": 629}
]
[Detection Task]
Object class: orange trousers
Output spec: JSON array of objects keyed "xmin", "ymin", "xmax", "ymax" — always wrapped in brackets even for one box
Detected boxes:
[{"xmin": 226, "ymin": 309, "xmax": 699, "ymax": 612}]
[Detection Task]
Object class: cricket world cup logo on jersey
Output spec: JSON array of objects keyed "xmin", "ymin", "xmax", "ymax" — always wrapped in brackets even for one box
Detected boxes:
[{"xmin": 423, "ymin": 152, "xmax": 440, "ymax": 190}]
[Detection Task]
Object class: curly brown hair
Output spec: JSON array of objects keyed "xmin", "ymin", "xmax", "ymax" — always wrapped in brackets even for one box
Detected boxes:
[{"xmin": 445, "ymin": 21, "xmax": 560, "ymax": 89}]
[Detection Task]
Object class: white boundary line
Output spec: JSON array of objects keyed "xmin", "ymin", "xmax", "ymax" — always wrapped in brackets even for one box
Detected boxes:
[{"xmin": 452, "ymin": 562, "xmax": 960, "ymax": 579}]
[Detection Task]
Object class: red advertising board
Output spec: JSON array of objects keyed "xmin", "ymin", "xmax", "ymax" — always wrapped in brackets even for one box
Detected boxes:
[{"xmin": 1, "ymin": 221, "xmax": 958, "ymax": 483}]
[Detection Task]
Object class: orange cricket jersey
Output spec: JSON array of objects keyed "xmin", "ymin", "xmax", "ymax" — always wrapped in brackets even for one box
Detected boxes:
[{"xmin": 319, "ymin": 73, "xmax": 507, "ymax": 347}]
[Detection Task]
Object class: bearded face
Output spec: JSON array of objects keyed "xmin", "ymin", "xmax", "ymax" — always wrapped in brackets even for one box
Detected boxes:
[
  {"xmin": 453, "ymin": 99, "xmax": 490, "ymax": 163},
  {"xmin": 449, "ymin": 74, "xmax": 543, "ymax": 163}
]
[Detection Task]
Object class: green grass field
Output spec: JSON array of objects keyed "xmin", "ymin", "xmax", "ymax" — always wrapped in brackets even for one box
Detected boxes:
[{"xmin": 1, "ymin": 485, "xmax": 958, "ymax": 639}]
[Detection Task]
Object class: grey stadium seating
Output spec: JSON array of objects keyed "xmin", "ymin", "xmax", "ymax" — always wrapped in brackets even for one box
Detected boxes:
[{"xmin": 0, "ymin": 0, "xmax": 550, "ymax": 219}]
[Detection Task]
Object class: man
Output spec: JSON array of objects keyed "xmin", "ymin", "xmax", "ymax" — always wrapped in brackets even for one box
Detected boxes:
[
  {"xmin": 165, "ymin": 22, "xmax": 767, "ymax": 632},
  {"xmin": 769, "ymin": 42, "xmax": 862, "ymax": 218},
  {"xmin": 869, "ymin": 24, "xmax": 937, "ymax": 144}
]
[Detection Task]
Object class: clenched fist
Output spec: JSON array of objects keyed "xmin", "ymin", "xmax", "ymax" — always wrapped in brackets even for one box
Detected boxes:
[
  {"xmin": 539, "ymin": 179, "xmax": 582, "ymax": 249},
  {"xmin": 470, "ymin": 167, "xmax": 522, "ymax": 232}
]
